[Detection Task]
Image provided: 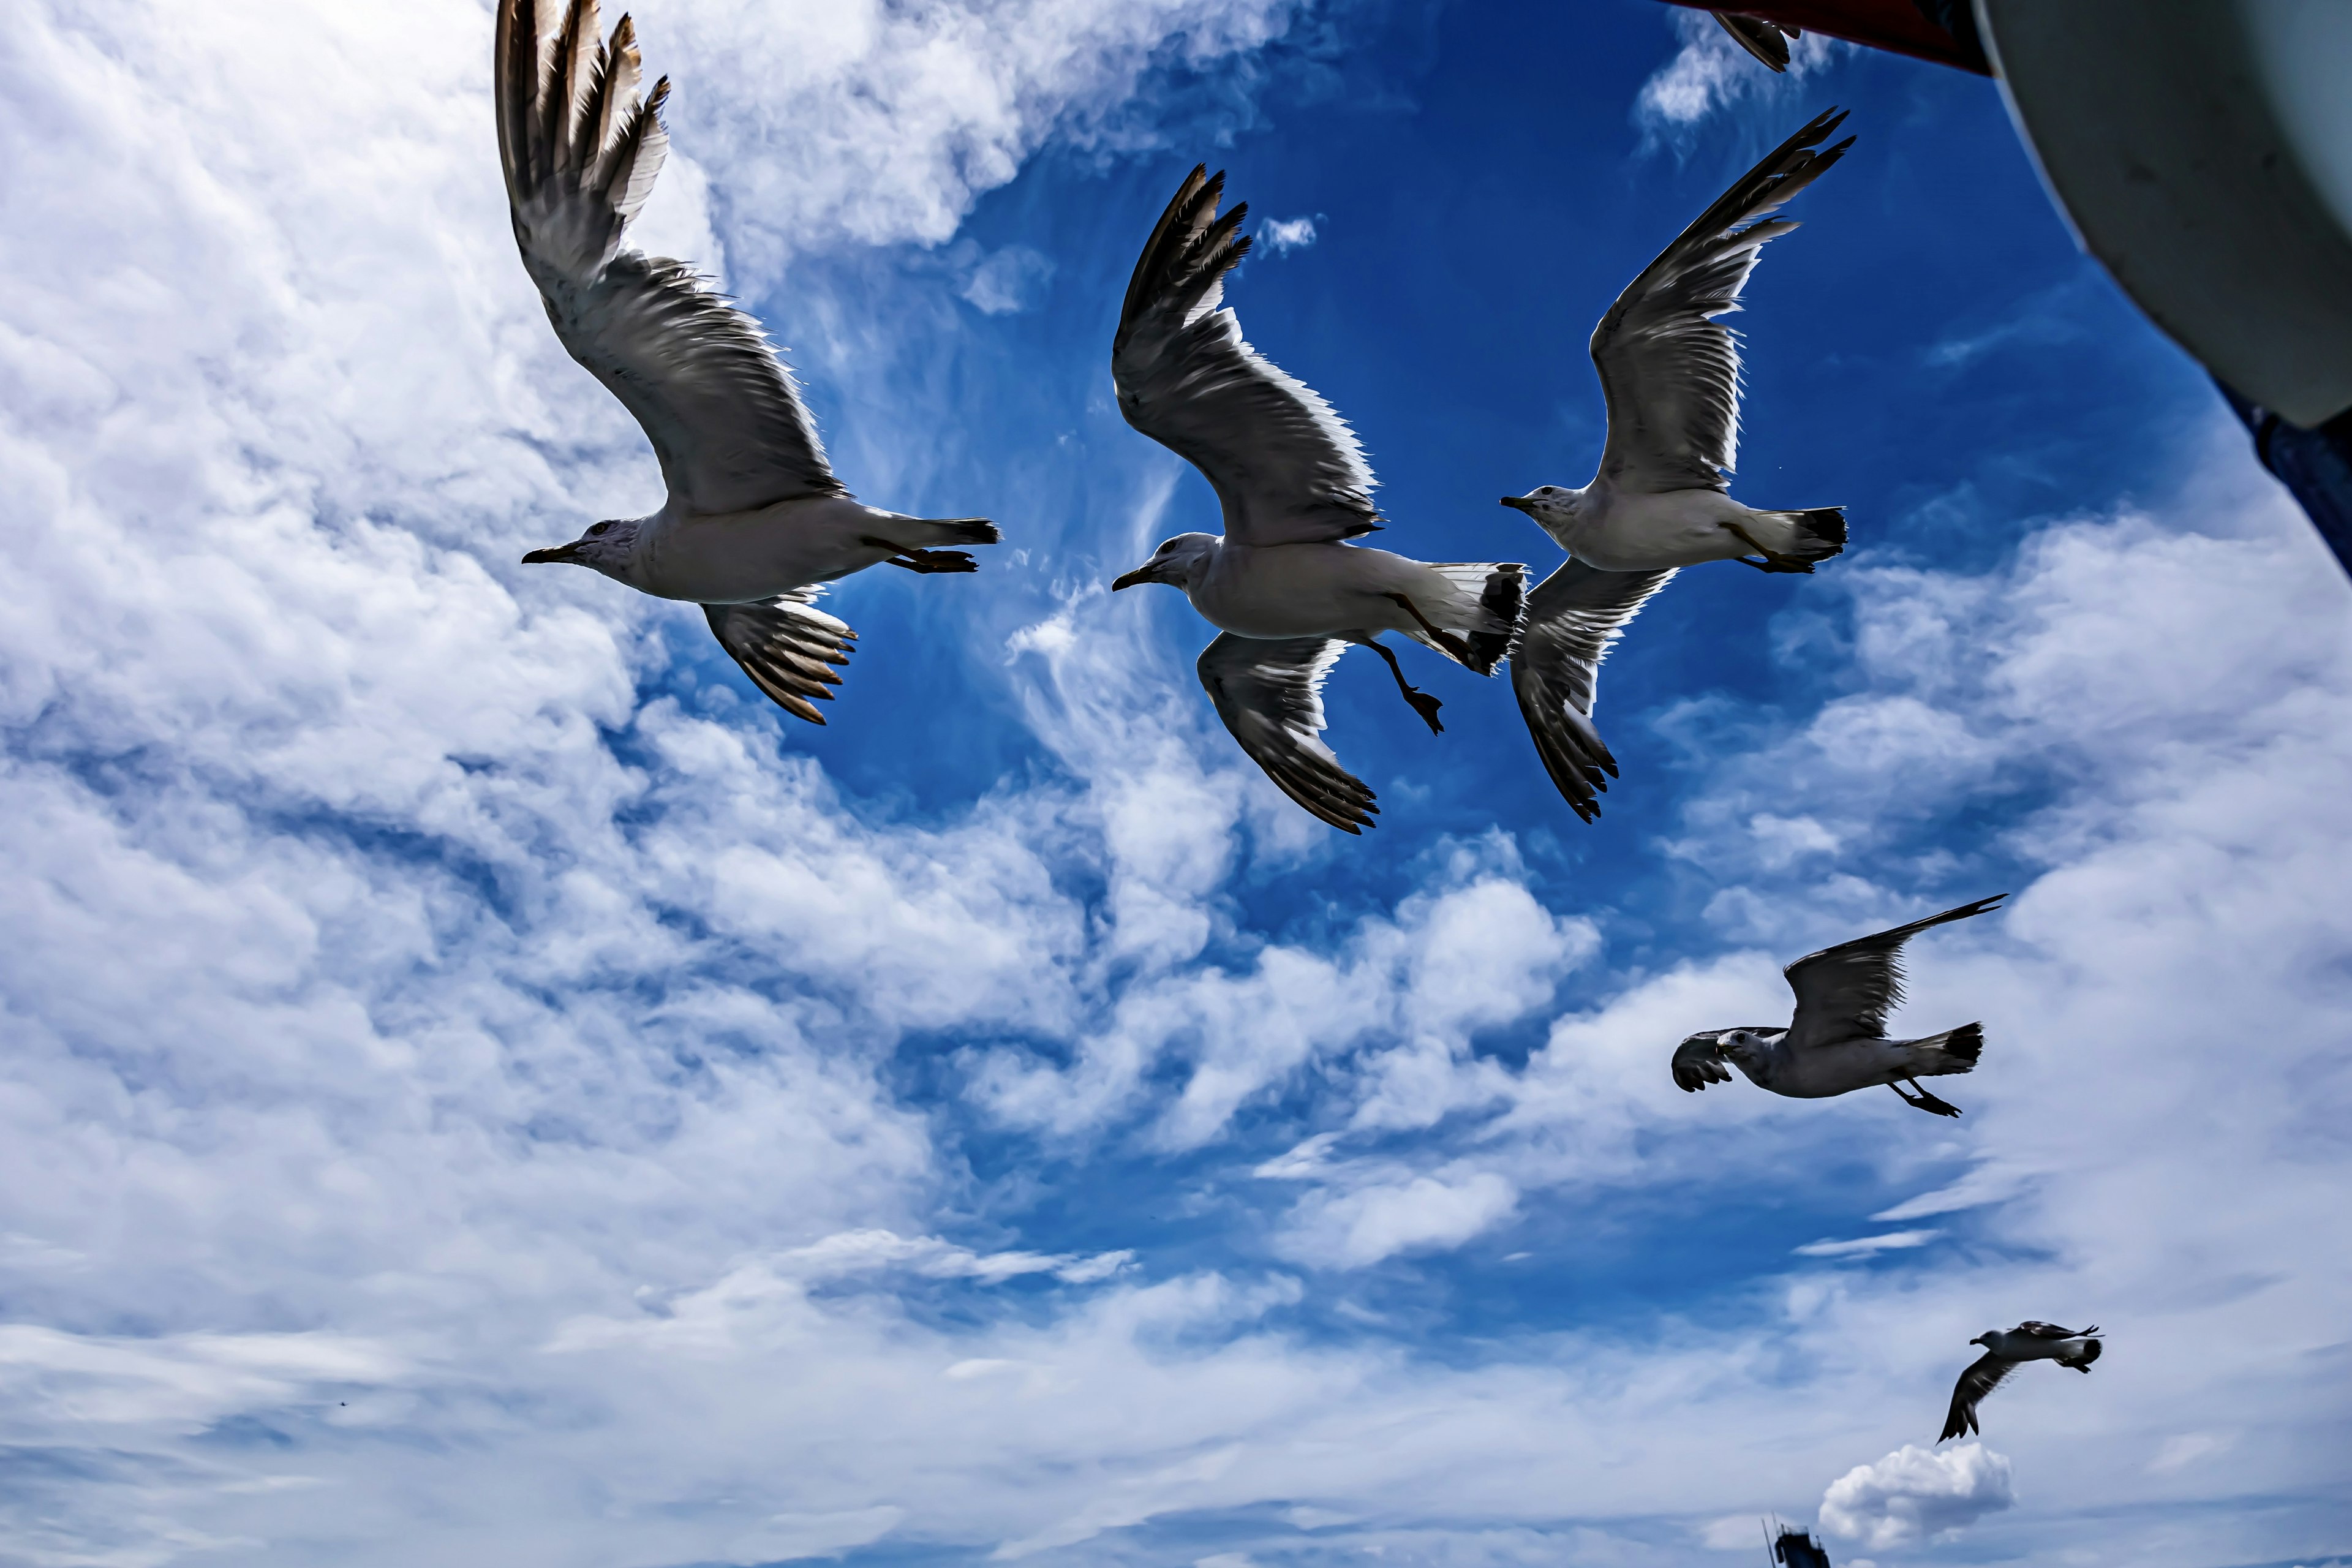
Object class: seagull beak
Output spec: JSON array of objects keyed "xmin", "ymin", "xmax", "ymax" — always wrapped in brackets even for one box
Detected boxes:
[
  {"xmin": 521, "ymin": 542, "xmax": 583, "ymax": 565},
  {"xmin": 1498, "ymin": 496, "xmax": 1536, "ymax": 514},
  {"xmin": 1110, "ymin": 566, "xmax": 1154, "ymax": 591}
]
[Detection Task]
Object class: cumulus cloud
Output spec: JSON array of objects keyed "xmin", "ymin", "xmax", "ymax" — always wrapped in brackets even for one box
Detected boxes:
[
  {"xmin": 1819, "ymin": 1442, "xmax": 2015, "ymax": 1548},
  {"xmin": 1259, "ymin": 216, "xmax": 1318, "ymax": 252}
]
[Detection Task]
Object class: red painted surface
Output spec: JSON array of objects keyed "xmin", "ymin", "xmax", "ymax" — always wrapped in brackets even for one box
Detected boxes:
[{"xmin": 1656, "ymin": 0, "xmax": 1990, "ymax": 74}]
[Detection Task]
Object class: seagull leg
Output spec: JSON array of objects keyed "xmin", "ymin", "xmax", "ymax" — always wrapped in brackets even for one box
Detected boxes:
[
  {"xmin": 1721, "ymin": 521, "xmax": 1815, "ymax": 574},
  {"xmin": 1889, "ymin": 1079, "xmax": 1964, "ymax": 1118},
  {"xmin": 1348, "ymin": 635, "xmax": 1444, "ymax": 734},
  {"xmin": 1382, "ymin": 594, "xmax": 1477, "ymax": 666},
  {"xmin": 862, "ymin": 536, "xmax": 979, "ymax": 575}
]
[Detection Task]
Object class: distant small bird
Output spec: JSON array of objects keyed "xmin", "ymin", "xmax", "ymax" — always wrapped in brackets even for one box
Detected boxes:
[
  {"xmin": 1942, "ymin": 1322, "xmax": 2103, "ymax": 1441},
  {"xmin": 1501, "ymin": 110, "xmax": 1853, "ymax": 818},
  {"xmin": 1110, "ymin": 167, "xmax": 1526, "ymax": 832},
  {"xmin": 1671, "ymin": 895, "xmax": 2006, "ymax": 1116},
  {"xmin": 1713, "ymin": 12, "xmax": 1801, "ymax": 72},
  {"xmin": 497, "ymin": 0, "xmax": 998, "ymax": 725}
]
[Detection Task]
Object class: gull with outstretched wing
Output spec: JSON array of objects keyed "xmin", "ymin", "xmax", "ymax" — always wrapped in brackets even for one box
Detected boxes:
[
  {"xmin": 1498, "ymin": 109, "xmax": 1853, "ymax": 817},
  {"xmin": 1670, "ymin": 894, "xmax": 2007, "ymax": 1115},
  {"xmin": 497, "ymin": 0, "xmax": 1000, "ymax": 726},
  {"xmin": 1109, "ymin": 167, "xmax": 1525, "ymax": 832},
  {"xmin": 1942, "ymin": 1321, "xmax": 2103, "ymax": 1442}
]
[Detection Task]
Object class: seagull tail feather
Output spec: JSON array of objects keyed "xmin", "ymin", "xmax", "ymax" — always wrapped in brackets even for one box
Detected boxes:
[{"xmin": 1904, "ymin": 1021, "xmax": 1983, "ymax": 1077}]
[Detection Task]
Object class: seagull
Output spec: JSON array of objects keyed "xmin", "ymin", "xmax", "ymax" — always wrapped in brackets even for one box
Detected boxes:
[
  {"xmin": 1500, "ymin": 110, "xmax": 1853, "ymax": 818},
  {"xmin": 1500, "ymin": 106, "xmax": 1852, "ymax": 574},
  {"xmin": 1671, "ymin": 894, "xmax": 2007, "ymax": 1117},
  {"xmin": 1109, "ymin": 167, "xmax": 1526, "ymax": 833},
  {"xmin": 1712, "ymin": 12, "xmax": 1801, "ymax": 72},
  {"xmin": 497, "ymin": 0, "xmax": 999, "ymax": 725},
  {"xmin": 1942, "ymin": 1322, "xmax": 2103, "ymax": 1442}
]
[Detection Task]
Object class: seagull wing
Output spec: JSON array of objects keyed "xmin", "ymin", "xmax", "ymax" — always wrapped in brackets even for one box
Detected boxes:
[
  {"xmin": 1510, "ymin": 561, "xmax": 1678, "ymax": 821},
  {"xmin": 1114, "ymin": 167, "xmax": 1381, "ymax": 547},
  {"xmin": 704, "ymin": 594, "xmax": 856, "ymax": 725},
  {"xmin": 1782, "ymin": 894, "xmax": 2007, "ymax": 1051},
  {"xmin": 496, "ymin": 0, "xmax": 845, "ymax": 516},
  {"xmin": 1591, "ymin": 108, "xmax": 1853, "ymax": 495},
  {"xmin": 2016, "ymin": 1321, "xmax": 2096, "ymax": 1340},
  {"xmin": 1671, "ymin": 1031, "xmax": 1738, "ymax": 1092},
  {"xmin": 1941, "ymin": 1351, "xmax": 2015, "ymax": 1442},
  {"xmin": 1197, "ymin": 635, "xmax": 1377, "ymax": 833},
  {"xmin": 1712, "ymin": 13, "xmax": 1797, "ymax": 71}
]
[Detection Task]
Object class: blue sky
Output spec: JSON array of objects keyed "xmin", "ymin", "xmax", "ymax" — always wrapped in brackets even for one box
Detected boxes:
[{"xmin": 2, "ymin": 2, "xmax": 2349, "ymax": 1566}]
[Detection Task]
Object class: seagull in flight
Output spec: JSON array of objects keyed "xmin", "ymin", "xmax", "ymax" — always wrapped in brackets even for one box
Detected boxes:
[
  {"xmin": 1110, "ymin": 167, "xmax": 1526, "ymax": 833},
  {"xmin": 1942, "ymin": 1322, "xmax": 2103, "ymax": 1441},
  {"xmin": 1501, "ymin": 111, "xmax": 1853, "ymax": 820},
  {"xmin": 1501, "ymin": 107, "xmax": 1852, "ymax": 575},
  {"xmin": 1671, "ymin": 894, "xmax": 2007, "ymax": 1117},
  {"xmin": 497, "ymin": 0, "xmax": 999, "ymax": 725}
]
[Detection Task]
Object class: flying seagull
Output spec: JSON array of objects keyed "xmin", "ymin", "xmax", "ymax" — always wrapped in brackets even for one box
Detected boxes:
[
  {"xmin": 1110, "ymin": 167, "xmax": 1526, "ymax": 833},
  {"xmin": 497, "ymin": 0, "xmax": 999, "ymax": 725},
  {"xmin": 1713, "ymin": 12, "xmax": 1800, "ymax": 72},
  {"xmin": 1942, "ymin": 1322, "xmax": 2103, "ymax": 1442},
  {"xmin": 1671, "ymin": 894, "xmax": 2007, "ymax": 1117},
  {"xmin": 1500, "ymin": 110, "xmax": 1853, "ymax": 818}
]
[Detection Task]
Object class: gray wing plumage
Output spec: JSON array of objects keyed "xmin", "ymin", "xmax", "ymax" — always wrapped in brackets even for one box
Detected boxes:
[
  {"xmin": 496, "ymin": 0, "xmax": 845, "ymax": 515},
  {"xmin": 1782, "ymin": 894, "xmax": 2007, "ymax": 1052},
  {"xmin": 1591, "ymin": 108, "xmax": 1853, "ymax": 494},
  {"xmin": 1114, "ymin": 168, "xmax": 1381, "ymax": 548},
  {"xmin": 1940, "ymin": 1351, "xmax": 2015, "ymax": 1442},
  {"xmin": 1509, "ymin": 561, "xmax": 1678, "ymax": 821},
  {"xmin": 2017, "ymin": 1321, "xmax": 2095, "ymax": 1340},
  {"xmin": 1670, "ymin": 1031, "xmax": 1736, "ymax": 1092},
  {"xmin": 704, "ymin": 594, "xmax": 856, "ymax": 725},
  {"xmin": 1712, "ymin": 13, "xmax": 1798, "ymax": 71},
  {"xmin": 1197, "ymin": 635, "xmax": 1377, "ymax": 833}
]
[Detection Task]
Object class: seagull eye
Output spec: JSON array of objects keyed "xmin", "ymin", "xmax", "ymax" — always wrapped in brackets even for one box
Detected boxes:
[{"xmin": 587, "ymin": 522, "xmax": 612, "ymax": 537}]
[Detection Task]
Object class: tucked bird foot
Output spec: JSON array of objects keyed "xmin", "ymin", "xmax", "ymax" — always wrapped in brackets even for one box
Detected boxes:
[
  {"xmin": 1722, "ymin": 522, "xmax": 1817, "ymax": 574},
  {"xmin": 1890, "ymin": 1079, "xmax": 1964, "ymax": 1118},
  {"xmin": 1353, "ymin": 634, "xmax": 1447, "ymax": 734},
  {"xmin": 1383, "ymin": 593, "xmax": 1476, "ymax": 665},
  {"xmin": 866, "ymin": 538, "xmax": 979, "ymax": 574}
]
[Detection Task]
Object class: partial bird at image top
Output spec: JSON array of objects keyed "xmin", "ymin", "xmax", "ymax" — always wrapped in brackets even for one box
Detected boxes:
[{"xmin": 496, "ymin": 0, "xmax": 1000, "ymax": 727}]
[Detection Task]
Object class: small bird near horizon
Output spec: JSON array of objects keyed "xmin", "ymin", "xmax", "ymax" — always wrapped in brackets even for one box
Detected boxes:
[
  {"xmin": 1942, "ymin": 1322, "xmax": 2103, "ymax": 1442},
  {"xmin": 1671, "ymin": 894, "xmax": 2007, "ymax": 1117},
  {"xmin": 497, "ymin": 0, "xmax": 999, "ymax": 726},
  {"xmin": 1109, "ymin": 167, "xmax": 1526, "ymax": 833},
  {"xmin": 1501, "ymin": 109, "xmax": 1854, "ymax": 820}
]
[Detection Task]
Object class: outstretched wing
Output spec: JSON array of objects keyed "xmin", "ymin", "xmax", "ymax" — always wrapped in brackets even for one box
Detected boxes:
[
  {"xmin": 1113, "ymin": 167, "xmax": 1381, "ymax": 547},
  {"xmin": 1783, "ymin": 894, "xmax": 2007, "ymax": 1052},
  {"xmin": 1671, "ymin": 1031, "xmax": 1736, "ymax": 1092},
  {"xmin": 704, "ymin": 595, "xmax": 856, "ymax": 724},
  {"xmin": 1197, "ymin": 635, "xmax": 1377, "ymax": 833},
  {"xmin": 1592, "ymin": 108, "xmax": 1852, "ymax": 494},
  {"xmin": 1509, "ymin": 561, "xmax": 1678, "ymax": 821},
  {"xmin": 2016, "ymin": 1321, "xmax": 2095, "ymax": 1340},
  {"xmin": 496, "ymin": 0, "xmax": 845, "ymax": 514},
  {"xmin": 1712, "ymin": 13, "xmax": 1798, "ymax": 71},
  {"xmin": 1941, "ymin": 1351, "xmax": 2015, "ymax": 1442}
]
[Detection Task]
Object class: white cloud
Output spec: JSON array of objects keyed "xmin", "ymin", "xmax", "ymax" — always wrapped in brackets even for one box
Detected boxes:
[
  {"xmin": 1793, "ymin": 1231, "xmax": 1939, "ymax": 1259},
  {"xmin": 1276, "ymin": 1169, "xmax": 1520, "ymax": 1268},
  {"xmin": 1819, "ymin": 1442, "xmax": 2015, "ymax": 1548},
  {"xmin": 1259, "ymin": 216, "xmax": 1317, "ymax": 253}
]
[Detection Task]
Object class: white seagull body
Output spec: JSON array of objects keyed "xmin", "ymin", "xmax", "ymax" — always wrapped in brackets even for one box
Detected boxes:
[
  {"xmin": 1502, "ymin": 107, "xmax": 1853, "ymax": 574},
  {"xmin": 1501, "ymin": 110, "xmax": 1854, "ymax": 818},
  {"xmin": 498, "ymin": 0, "xmax": 999, "ymax": 725},
  {"xmin": 1110, "ymin": 167, "xmax": 1526, "ymax": 833},
  {"xmin": 1942, "ymin": 1322, "xmax": 2103, "ymax": 1442},
  {"xmin": 1671, "ymin": 894, "xmax": 2007, "ymax": 1117}
]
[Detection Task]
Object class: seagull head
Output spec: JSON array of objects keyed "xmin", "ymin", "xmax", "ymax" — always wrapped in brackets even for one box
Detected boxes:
[
  {"xmin": 1112, "ymin": 533, "xmax": 1217, "ymax": 592},
  {"xmin": 1499, "ymin": 486, "xmax": 1583, "ymax": 540},
  {"xmin": 1968, "ymin": 1332, "xmax": 1992, "ymax": 1348},
  {"xmin": 522, "ymin": 519, "xmax": 641, "ymax": 581}
]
